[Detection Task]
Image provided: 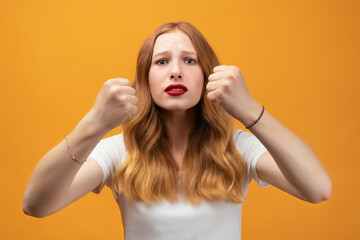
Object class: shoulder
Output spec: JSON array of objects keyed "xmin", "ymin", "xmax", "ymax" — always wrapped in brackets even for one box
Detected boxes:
[
  {"xmin": 232, "ymin": 129, "xmax": 259, "ymax": 150},
  {"xmin": 88, "ymin": 133, "xmax": 127, "ymax": 193},
  {"xmin": 232, "ymin": 129, "xmax": 268, "ymax": 165},
  {"xmin": 89, "ymin": 132, "xmax": 127, "ymax": 172},
  {"xmin": 94, "ymin": 133, "xmax": 126, "ymax": 154},
  {"xmin": 233, "ymin": 129, "xmax": 269, "ymax": 187},
  {"xmin": 233, "ymin": 129, "xmax": 249, "ymax": 141},
  {"xmin": 99, "ymin": 132, "xmax": 124, "ymax": 145}
]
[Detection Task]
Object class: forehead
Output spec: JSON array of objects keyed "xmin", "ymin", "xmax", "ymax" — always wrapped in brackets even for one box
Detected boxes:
[{"xmin": 153, "ymin": 30, "xmax": 196, "ymax": 54}]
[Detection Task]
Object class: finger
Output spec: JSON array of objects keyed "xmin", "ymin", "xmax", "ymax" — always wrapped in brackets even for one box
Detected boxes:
[
  {"xmin": 206, "ymin": 80, "xmax": 223, "ymax": 91},
  {"xmin": 213, "ymin": 65, "xmax": 229, "ymax": 73},
  {"xmin": 207, "ymin": 89, "xmax": 221, "ymax": 103},
  {"xmin": 208, "ymin": 72, "xmax": 227, "ymax": 82},
  {"xmin": 128, "ymin": 105, "xmax": 138, "ymax": 118},
  {"xmin": 127, "ymin": 95, "xmax": 138, "ymax": 106},
  {"xmin": 108, "ymin": 78, "xmax": 130, "ymax": 86},
  {"xmin": 121, "ymin": 86, "xmax": 136, "ymax": 95}
]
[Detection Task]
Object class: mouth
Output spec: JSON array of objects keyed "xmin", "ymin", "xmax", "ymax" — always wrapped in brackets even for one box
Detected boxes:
[{"xmin": 165, "ymin": 84, "xmax": 188, "ymax": 96}]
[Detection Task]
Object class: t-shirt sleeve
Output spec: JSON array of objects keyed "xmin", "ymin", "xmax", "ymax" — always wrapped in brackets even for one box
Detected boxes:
[
  {"xmin": 233, "ymin": 129, "xmax": 269, "ymax": 187},
  {"xmin": 88, "ymin": 133, "xmax": 127, "ymax": 193}
]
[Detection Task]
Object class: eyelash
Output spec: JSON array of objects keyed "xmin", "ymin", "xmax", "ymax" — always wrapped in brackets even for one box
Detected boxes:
[
  {"xmin": 185, "ymin": 58, "xmax": 196, "ymax": 64},
  {"xmin": 155, "ymin": 58, "xmax": 197, "ymax": 65},
  {"xmin": 156, "ymin": 59, "xmax": 168, "ymax": 65}
]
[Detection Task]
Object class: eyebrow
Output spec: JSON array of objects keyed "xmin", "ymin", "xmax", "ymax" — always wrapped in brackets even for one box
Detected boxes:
[{"xmin": 152, "ymin": 50, "xmax": 197, "ymax": 59}]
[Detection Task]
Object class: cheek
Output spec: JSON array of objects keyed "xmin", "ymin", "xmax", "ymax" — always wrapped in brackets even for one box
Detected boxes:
[
  {"xmin": 148, "ymin": 69, "xmax": 157, "ymax": 94},
  {"xmin": 193, "ymin": 71, "xmax": 204, "ymax": 97},
  {"xmin": 148, "ymin": 69, "xmax": 164, "ymax": 105},
  {"xmin": 148, "ymin": 68, "xmax": 155, "ymax": 86},
  {"xmin": 148, "ymin": 67, "xmax": 165, "ymax": 86}
]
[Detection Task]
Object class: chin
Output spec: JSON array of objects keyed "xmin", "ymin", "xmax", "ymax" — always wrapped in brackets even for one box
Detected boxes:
[
  {"xmin": 161, "ymin": 106, "xmax": 190, "ymax": 112},
  {"xmin": 156, "ymin": 102, "xmax": 200, "ymax": 113},
  {"xmin": 153, "ymin": 97, "xmax": 201, "ymax": 112}
]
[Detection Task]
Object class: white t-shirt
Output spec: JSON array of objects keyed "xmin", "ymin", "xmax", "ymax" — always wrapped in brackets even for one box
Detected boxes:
[{"xmin": 89, "ymin": 129, "xmax": 268, "ymax": 240}]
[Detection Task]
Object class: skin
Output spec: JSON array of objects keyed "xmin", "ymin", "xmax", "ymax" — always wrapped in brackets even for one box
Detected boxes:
[
  {"xmin": 23, "ymin": 30, "xmax": 332, "ymax": 218},
  {"xmin": 148, "ymin": 31, "xmax": 204, "ymax": 167},
  {"xmin": 22, "ymin": 78, "xmax": 137, "ymax": 217},
  {"xmin": 207, "ymin": 65, "xmax": 332, "ymax": 202},
  {"xmin": 149, "ymin": 31, "xmax": 204, "ymax": 112}
]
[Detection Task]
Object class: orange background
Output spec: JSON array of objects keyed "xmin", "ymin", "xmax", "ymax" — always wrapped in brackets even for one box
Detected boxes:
[{"xmin": 1, "ymin": 0, "xmax": 359, "ymax": 239}]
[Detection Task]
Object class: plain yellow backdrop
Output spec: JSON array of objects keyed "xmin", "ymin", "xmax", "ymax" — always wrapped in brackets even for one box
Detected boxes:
[{"xmin": 1, "ymin": 0, "xmax": 359, "ymax": 239}]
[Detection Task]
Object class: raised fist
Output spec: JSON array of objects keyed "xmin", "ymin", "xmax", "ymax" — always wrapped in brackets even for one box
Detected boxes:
[{"xmin": 90, "ymin": 78, "xmax": 138, "ymax": 133}]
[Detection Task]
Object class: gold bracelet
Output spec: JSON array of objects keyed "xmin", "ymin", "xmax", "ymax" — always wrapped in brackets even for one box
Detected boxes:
[{"xmin": 66, "ymin": 135, "xmax": 86, "ymax": 164}]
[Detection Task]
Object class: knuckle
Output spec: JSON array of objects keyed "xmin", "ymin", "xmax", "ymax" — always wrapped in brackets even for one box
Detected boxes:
[
  {"xmin": 231, "ymin": 65, "xmax": 238, "ymax": 71},
  {"xmin": 116, "ymin": 86, "xmax": 124, "ymax": 94},
  {"xmin": 108, "ymin": 86, "xmax": 120, "ymax": 97},
  {"xmin": 209, "ymin": 91, "xmax": 221, "ymax": 100},
  {"xmin": 208, "ymin": 74, "xmax": 214, "ymax": 81},
  {"xmin": 206, "ymin": 83, "xmax": 212, "ymax": 90},
  {"xmin": 117, "ymin": 94, "xmax": 128, "ymax": 104},
  {"xmin": 103, "ymin": 79, "xmax": 113, "ymax": 88},
  {"xmin": 222, "ymin": 81, "xmax": 231, "ymax": 90},
  {"xmin": 129, "ymin": 87, "xmax": 136, "ymax": 95},
  {"xmin": 117, "ymin": 78, "xmax": 130, "ymax": 86},
  {"xmin": 123, "ymin": 79, "xmax": 130, "ymax": 85},
  {"xmin": 122, "ymin": 106, "xmax": 130, "ymax": 116},
  {"xmin": 228, "ymin": 73, "xmax": 235, "ymax": 80},
  {"xmin": 133, "ymin": 96, "xmax": 139, "ymax": 105},
  {"xmin": 234, "ymin": 66, "xmax": 242, "ymax": 74},
  {"xmin": 110, "ymin": 78, "xmax": 119, "ymax": 84},
  {"xmin": 104, "ymin": 78, "xmax": 129, "ymax": 88},
  {"xmin": 125, "ymin": 104, "xmax": 134, "ymax": 115},
  {"xmin": 131, "ymin": 106, "xmax": 138, "ymax": 115}
]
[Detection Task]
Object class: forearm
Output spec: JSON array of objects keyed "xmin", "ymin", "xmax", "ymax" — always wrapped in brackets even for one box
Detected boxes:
[
  {"xmin": 240, "ymin": 103, "xmax": 332, "ymax": 202},
  {"xmin": 23, "ymin": 110, "xmax": 107, "ymax": 216},
  {"xmin": 206, "ymin": 65, "xmax": 331, "ymax": 202}
]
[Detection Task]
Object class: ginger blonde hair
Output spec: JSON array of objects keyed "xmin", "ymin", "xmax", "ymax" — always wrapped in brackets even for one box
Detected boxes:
[{"xmin": 112, "ymin": 21, "xmax": 246, "ymax": 204}]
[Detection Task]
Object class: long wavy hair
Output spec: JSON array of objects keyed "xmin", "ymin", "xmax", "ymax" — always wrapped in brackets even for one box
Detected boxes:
[{"xmin": 112, "ymin": 21, "xmax": 246, "ymax": 204}]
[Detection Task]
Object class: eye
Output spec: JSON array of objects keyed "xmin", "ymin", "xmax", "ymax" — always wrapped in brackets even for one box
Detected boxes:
[
  {"xmin": 185, "ymin": 58, "xmax": 196, "ymax": 64},
  {"xmin": 155, "ymin": 59, "xmax": 168, "ymax": 65}
]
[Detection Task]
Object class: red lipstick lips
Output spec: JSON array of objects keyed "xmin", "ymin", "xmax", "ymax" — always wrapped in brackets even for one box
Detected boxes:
[{"xmin": 165, "ymin": 84, "xmax": 188, "ymax": 96}]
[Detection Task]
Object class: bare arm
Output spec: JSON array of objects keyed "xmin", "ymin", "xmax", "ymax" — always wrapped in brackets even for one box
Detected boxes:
[
  {"xmin": 207, "ymin": 65, "xmax": 332, "ymax": 203},
  {"xmin": 22, "ymin": 112, "xmax": 105, "ymax": 217},
  {"xmin": 23, "ymin": 78, "xmax": 138, "ymax": 217},
  {"xmin": 247, "ymin": 107, "xmax": 332, "ymax": 203}
]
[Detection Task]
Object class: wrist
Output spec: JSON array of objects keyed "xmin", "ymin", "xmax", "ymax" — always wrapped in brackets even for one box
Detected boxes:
[
  {"xmin": 245, "ymin": 105, "xmax": 265, "ymax": 129},
  {"xmin": 76, "ymin": 109, "xmax": 109, "ymax": 139},
  {"xmin": 65, "ymin": 110, "xmax": 108, "ymax": 165},
  {"xmin": 235, "ymin": 100, "xmax": 263, "ymax": 127}
]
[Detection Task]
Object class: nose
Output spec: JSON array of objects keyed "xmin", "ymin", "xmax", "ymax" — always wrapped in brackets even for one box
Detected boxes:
[
  {"xmin": 169, "ymin": 61, "xmax": 182, "ymax": 80},
  {"xmin": 170, "ymin": 74, "xmax": 182, "ymax": 80}
]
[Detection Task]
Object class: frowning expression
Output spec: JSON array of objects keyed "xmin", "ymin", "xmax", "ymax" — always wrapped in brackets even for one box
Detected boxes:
[{"xmin": 148, "ymin": 30, "xmax": 204, "ymax": 111}]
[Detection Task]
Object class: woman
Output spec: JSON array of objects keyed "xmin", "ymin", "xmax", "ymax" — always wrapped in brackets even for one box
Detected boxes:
[{"xmin": 23, "ymin": 21, "xmax": 332, "ymax": 239}]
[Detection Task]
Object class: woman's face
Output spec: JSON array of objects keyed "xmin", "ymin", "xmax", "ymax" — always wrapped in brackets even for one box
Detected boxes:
[{"xmin": 148, "ymin": 30, "xmax": 204, "ymax": 112}]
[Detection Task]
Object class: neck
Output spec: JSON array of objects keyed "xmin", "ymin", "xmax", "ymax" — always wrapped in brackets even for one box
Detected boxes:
[{"xmin": 161, "ymin": 106, "xmax": 198, "ymax": 169}]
